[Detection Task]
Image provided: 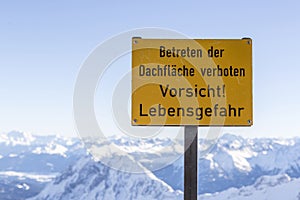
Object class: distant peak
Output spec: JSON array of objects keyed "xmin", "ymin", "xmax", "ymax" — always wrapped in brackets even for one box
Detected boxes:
[
  {"xmin": 219, "ymin": 133, "xmax": 243, "ymax": 141},
  {"xmin": 1, "ymin": 130, "xmax": 35, "ymax": 145}
]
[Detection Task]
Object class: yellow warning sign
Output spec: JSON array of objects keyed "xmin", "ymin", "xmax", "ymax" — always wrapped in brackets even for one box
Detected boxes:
[{"xmin": 132, "ymin": 39, "xmax": 252, "ymax": 126}]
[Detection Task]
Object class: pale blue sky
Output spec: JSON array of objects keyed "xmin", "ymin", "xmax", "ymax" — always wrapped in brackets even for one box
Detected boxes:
[{"xmin": 1, "ymin": 1, "xmax": 300, "ymax": 138}]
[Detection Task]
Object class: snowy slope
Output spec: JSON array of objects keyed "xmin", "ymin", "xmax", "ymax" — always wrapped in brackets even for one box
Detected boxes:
[
  {"xmin": 31, "ymin": 155, "xmax": 183, "ymax": 200},
  {"xmin": 200, "ymin": 174, "xmax": 300, "ymax": 200}
]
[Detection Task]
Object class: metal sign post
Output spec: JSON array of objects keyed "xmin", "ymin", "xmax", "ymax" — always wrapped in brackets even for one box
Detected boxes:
[{"xmin": 184, "ymin": 126, "xmax": 198, "ymax": 200}]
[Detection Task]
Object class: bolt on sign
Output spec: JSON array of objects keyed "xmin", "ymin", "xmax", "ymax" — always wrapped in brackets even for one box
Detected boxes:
[{"xmin": 132, "ymin": 38, "xmax": 252, "ymax": 126}]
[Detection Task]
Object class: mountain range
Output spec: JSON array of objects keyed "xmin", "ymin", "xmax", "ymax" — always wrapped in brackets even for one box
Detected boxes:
[{"xmin": 1, "ymin": 131, "xmax": 300, "ymax": 199}]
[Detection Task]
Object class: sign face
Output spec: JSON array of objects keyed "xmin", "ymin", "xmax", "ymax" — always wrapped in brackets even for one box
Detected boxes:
[{"xmin": 132, "ymin": 39, "xmax": 252, "ymax": 126}]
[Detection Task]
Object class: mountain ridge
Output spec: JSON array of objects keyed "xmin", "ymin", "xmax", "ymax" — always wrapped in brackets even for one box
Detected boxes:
[{"xmin": 2, "ymin": 130, "xmax": 300, "ymax": 199}]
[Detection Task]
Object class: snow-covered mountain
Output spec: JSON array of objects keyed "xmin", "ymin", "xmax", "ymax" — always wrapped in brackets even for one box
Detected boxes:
[
  {"xmin": 154, "ymin": 133, "xmax": 300, "ymax": 194},
  {"xmin": 0, "ymin": 131, "xmax": 184, "ymax": 200},
  {"xmin": 2, "ymin": 130, "xmax": 300, "ymax": 199},
  {"xmin": 30, "ymin": 155, "xmax": 183, "ymax": 200},
  {"xmin": 0, "ymin": 131, "xmax": 85, "ymax": 200},
  {"xmin": 200, "ymin": 174, "xmax": 300, "ymax": 200}
]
